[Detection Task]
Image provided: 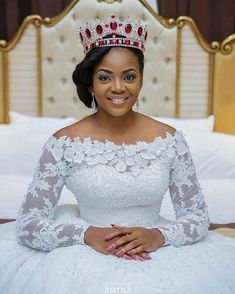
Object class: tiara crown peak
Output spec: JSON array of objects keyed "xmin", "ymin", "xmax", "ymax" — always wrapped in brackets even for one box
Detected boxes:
[{"xmin": 78, "ymin": 13, "xmax": 147, "ymax": 55}]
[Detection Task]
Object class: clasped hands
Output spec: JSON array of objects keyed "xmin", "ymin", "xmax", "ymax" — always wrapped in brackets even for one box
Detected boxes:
[{"xmin": 84, "ymin": 224, "xmax": 165, "ymax": 261}]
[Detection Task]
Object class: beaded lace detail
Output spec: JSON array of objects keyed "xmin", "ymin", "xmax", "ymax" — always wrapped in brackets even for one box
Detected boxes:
[
  {"xmin": 45, "ymin": 131, "xmax": 180, "ymax": 177},
  {"xmin": 16, "ymin": 130, "xmax": 209, "ymax": 251}
]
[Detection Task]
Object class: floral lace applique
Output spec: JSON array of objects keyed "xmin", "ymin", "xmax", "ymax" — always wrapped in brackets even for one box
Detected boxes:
[{"xmin": 45, "ymin": 130, "xmax": 187, "ymax": 177}]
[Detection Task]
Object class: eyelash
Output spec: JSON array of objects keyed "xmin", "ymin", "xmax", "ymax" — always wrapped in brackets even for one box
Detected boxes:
[{"xmin": 97, "ymin": 73, "xmax": 136, "ymax": 82}]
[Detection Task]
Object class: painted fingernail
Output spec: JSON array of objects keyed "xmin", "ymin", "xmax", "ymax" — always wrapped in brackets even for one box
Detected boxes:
[
  {"xmin": 105, "ymin": 234, "xmax": 112, "ymax": 240},
  {"xmin": 124, "ymin": 256, "xmax": 132, "ymax": 260},
  {"xmin": 145, "ymin": 256, "xmax": 152, "ymax": 260},
  {"xmin": 139, "ymin": 257, "xmax": 145, "ymax": 261},
  {"xmin": 116, "ymin": 250, "xmax": 123, "ymax": 256},
  {"xmin": 107, "ymin": 245, "xmax": 113, "ymax": 251}
]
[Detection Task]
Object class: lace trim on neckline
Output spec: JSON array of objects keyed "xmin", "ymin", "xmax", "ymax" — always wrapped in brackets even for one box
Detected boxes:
[
  {"xmin": 50, "ymin": 129, "xmax": 182, "ymax": 147},
  {"xmin": 44, "ymin": 129, "xmax": 188, "ymax": 176}
]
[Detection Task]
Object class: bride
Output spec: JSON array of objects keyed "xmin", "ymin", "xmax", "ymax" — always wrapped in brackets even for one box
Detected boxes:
[{"xmin": 0, "ymin": 13, "xmax": 235, "ymax": 294}]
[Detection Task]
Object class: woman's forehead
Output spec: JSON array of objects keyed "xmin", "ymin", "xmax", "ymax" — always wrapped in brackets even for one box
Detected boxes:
[{"xmin": 95, "ymin": 47, "xmax": 140, "ymax": 71}]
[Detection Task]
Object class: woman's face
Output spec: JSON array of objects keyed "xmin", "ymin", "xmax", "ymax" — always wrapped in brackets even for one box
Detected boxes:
[{"xmin": 92, "ymin": 47, "xmax": 143, "ymax": 117}]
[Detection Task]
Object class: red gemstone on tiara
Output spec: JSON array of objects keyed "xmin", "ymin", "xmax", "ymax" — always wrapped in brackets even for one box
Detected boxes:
[
  {"xmin": 96, "ymin": 25, "xmax": 103, "ymax": 34},
  {"xmin": 79, "ymin": 32, "xmax": 83, "ymax": 42},
  {"xmin": 134, "ymin": 41, "xmax": 139, "ymax": 47},
  {"xmin": 111, "ymin": 39, "xmax": 117, "ymax": 44},
  {"xmin": 90, "ymin": 43, "xmax": 95, "ymax": 49},
  {"xmin": 124, "ymin": 39, "xmax": 130, "ymax": 45},
  {"xmin": 118, "ymin": 23, "xmax": 122, "ymax": 27},
  {"xmin": 125, "ymin": 24, "xmax": 132, "ymax": 34},
  {"xmin": 111, "ymin": 13, "xmax": 116, "ymax": 19},
  {"xmin": 85, "ymin": 28, "xmax": 91, "ymax": 38},
  {"xmin": 110, "ymin": 22, "xmax": 117, "ymax": 30},
  {"xmin": 138, "ymin": 27, "xmax": 143, "ymax": 36}
]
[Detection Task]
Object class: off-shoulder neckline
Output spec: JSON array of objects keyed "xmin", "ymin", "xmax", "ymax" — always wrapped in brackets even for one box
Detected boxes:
[{"xmin": 50, "ymin": 129, "xmax": 182, "ymax": 147}]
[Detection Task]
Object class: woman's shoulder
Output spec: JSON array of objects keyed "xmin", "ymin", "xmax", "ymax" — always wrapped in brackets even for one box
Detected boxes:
[
  {"xmin": 53, "ymin": 116, "xmax": 93, "ymax": 140},
  {"xmin": 137, "ymin": 113, "xmax": 176, "ymax": 140},
  {"xmin": 52, "ymin": 113, "xmax": 177, "ymax": 143}
]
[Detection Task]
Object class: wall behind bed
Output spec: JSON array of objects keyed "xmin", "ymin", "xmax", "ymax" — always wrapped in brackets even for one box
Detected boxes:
[{"xmin": 0, "ymin": 0, "xmax": 235, "ymax": 134}]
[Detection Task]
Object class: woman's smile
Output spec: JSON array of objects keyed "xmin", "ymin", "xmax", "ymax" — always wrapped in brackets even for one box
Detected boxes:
[{"xmin": 107, "ymin": 96, "xmax": 129, "ymax": 104}]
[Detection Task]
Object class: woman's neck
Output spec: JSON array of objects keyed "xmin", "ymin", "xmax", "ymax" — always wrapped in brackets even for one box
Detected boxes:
[{"xmin": 92, "ymin": 109, "xmax": 138, "ymax": 136}]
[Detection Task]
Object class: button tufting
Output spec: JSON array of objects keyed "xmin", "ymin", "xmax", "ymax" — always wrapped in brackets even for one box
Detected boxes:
[
  {"xmin": 141, "ymin": 96, "xmax": 146, "ymax": 102},
  {"xmin": 165, "ymin": 57, "xmax": 171, "ymax": 63},
  {"xmin": 62, "ymin": 77, "xmax": 67, "ymax": 84},
  {"xmin": 60, "ymin": 36, "xmax": 65, "ymax": 43},
  {"xmin": 73, "ymin": 96, "xmax": 78, "ymax": 103},
  {"xmin": 48, "ymin": 96, "xmax": 55, "ymax": 103},
  {"xmin": 153, "ymin": 77, "xmax": 158, "ymax": 84},
  {"xmin": 46, "ymin": 57, "xmax": 53, "ymax": 63},
  {"xmin": 153, "ymin": 36, "xmax": 158, "ymax": 43},
  {"xmin": 72, "ymin": 57, "xmax": 77, "ymax": 63}
]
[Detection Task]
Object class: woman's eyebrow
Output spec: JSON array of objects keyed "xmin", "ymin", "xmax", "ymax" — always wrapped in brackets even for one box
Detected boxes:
[{"xmin": 95, "ymin": 68, "xmax": 137, "ymax": 74}]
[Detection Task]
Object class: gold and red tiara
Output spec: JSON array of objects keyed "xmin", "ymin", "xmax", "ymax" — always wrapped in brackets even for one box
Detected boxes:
[{"xmin": 78, "ymin": 13, "xmax": 147, "ymax": 55}]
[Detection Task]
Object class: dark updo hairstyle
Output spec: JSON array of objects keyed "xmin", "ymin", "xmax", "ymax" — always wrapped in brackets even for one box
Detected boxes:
[{"xmin": 72, "ymin": 37, "xmax": 144, "ymax": 109}]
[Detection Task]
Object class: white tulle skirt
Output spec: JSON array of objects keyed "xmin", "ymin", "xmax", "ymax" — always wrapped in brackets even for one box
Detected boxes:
[{"xmin": 1, "ymin": 221, "xmax": 235, "ymax": 294}]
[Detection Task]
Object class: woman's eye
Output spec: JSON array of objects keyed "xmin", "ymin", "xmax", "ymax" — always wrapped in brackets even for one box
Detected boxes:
[
  {"xmin": 98, "ymin": 75, "xmax": 110, "ymax": 82},
  {"xmin": 124, "ymin": 74, "xmax": 136, "ymax": 81}
]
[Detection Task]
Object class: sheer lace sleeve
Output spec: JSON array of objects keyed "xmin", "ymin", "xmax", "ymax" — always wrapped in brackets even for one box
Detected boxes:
[
  {"xmin": 16, "ymin": 137, "xmax": 90, "ymax": 252},
  {"xmin": 156, "ymin": 132, "xmax": 210, "ymax": 247}
]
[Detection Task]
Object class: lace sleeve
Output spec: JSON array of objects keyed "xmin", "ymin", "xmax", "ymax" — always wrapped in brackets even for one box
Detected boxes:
[
  {"xmin": 16, "ymin": 137, "xmax": 90, "ymax": 252},
  {"xmin": 156, "ymin": 133, "xmax": 210, "ymax": 247}
]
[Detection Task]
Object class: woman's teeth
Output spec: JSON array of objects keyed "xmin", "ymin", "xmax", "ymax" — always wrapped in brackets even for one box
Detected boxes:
[{"xmin": 108, "ymin": 98, "xmax": 127, "ymax": 104}]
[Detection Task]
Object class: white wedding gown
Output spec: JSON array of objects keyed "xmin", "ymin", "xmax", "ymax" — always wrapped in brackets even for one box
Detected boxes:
[{"xmin": 0, "ymin": 130, "xmax": 235, "ymax": 294}]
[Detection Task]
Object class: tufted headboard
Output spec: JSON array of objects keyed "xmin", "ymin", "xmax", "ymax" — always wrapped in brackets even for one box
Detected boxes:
[{"xmin": 0, "ymin": 0, "xmax": 235, "ymax": 134}]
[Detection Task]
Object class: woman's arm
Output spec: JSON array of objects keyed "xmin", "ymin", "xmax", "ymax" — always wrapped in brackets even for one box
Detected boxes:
[
  {"xmin": 16, "ymin": 137, "xmax": 90, "ymax": 252},
  {"xmin": 155, "ymin": 133, "xmax": 210, "ymax": 247}
]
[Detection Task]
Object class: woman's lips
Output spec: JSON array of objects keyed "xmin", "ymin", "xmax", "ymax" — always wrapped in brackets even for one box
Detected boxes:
[{"xmin": 107, "ymin": 97, "xmax": 128, "ymax": 104}]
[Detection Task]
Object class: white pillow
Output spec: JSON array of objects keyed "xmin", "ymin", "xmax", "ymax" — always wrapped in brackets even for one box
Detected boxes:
[
  {"xmin": 160, "ymin": 179, "xmax": 235, "ymax": 224},
  {"xmin": 9, "ymin": 111, "xmax": 76, "ymax": 132},
  {"xmin": 183, "ymin": 129, "xmax": 235, "ymax": 179},
  {"xmin": 0, "ymin": 113, "xmax": 77, "ymax": 176},
  {"xmin": 151, "ymin": 115, "xmax": 214, "ymax": 132}
]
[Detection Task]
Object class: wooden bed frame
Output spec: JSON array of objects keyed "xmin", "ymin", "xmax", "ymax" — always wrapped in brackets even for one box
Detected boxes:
[{"xmin": 0, "ymin": 0, "xmax": 235, "ymax": 133}]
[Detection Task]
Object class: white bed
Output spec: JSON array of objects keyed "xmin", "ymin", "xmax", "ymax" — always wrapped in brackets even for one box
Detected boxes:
[{"xmin": 0, "ymin": 0, "xmax": 235, "ymax": 238}]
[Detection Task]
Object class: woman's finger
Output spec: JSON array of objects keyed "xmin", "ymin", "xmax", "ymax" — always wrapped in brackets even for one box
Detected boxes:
[
  {"xmin": 106, "ymin": 234, "xmax": 134, "ymax": 252},
  {"xmin": 105, "ymin": 228, "xmax": 135, "ymax": 241},
  {"xmin": 115, "ymin": 239, "xmax": 142, "ymax": 257},
  {"xmin": 126, "ymin": 245, "xmax": 147, "ymax": 255},
  {"xmin": 138, "ymin": 252, "xmax": 152, "ymax": 260}
]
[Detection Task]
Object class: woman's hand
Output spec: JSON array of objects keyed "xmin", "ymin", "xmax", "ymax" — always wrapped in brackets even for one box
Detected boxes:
[
  {"xmin": 84, "ymin": 226, "xmax": 151, "ymax": 260},
  {"xmin": 104, "ymin": 224, "xmax": 165, "ymax": 257}
]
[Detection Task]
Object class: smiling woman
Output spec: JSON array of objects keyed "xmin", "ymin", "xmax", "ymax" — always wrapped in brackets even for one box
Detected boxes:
[
  {"xmin": 1, "ymin": 12, "xmax": 235, "ymax": 294},
  {"xmin": 72, "ymin": 36, "xmax": 144, "ymax": 113}
]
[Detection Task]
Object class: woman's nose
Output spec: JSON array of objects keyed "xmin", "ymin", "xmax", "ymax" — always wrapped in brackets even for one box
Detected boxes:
[{"xmin": 111, "ymin": 78, "xmax": 124, "ymax": 93}]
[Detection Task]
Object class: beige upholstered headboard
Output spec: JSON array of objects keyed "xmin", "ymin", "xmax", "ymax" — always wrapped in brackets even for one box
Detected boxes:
[{"xmin": 0, "ymin": 0, "xmax": 235, "ymax": 134}]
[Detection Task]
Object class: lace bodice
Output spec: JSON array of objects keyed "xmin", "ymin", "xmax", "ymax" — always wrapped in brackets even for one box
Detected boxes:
[{"xmin": 16, "ymin": 130, "xmax": 209, "ymax": 251}]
